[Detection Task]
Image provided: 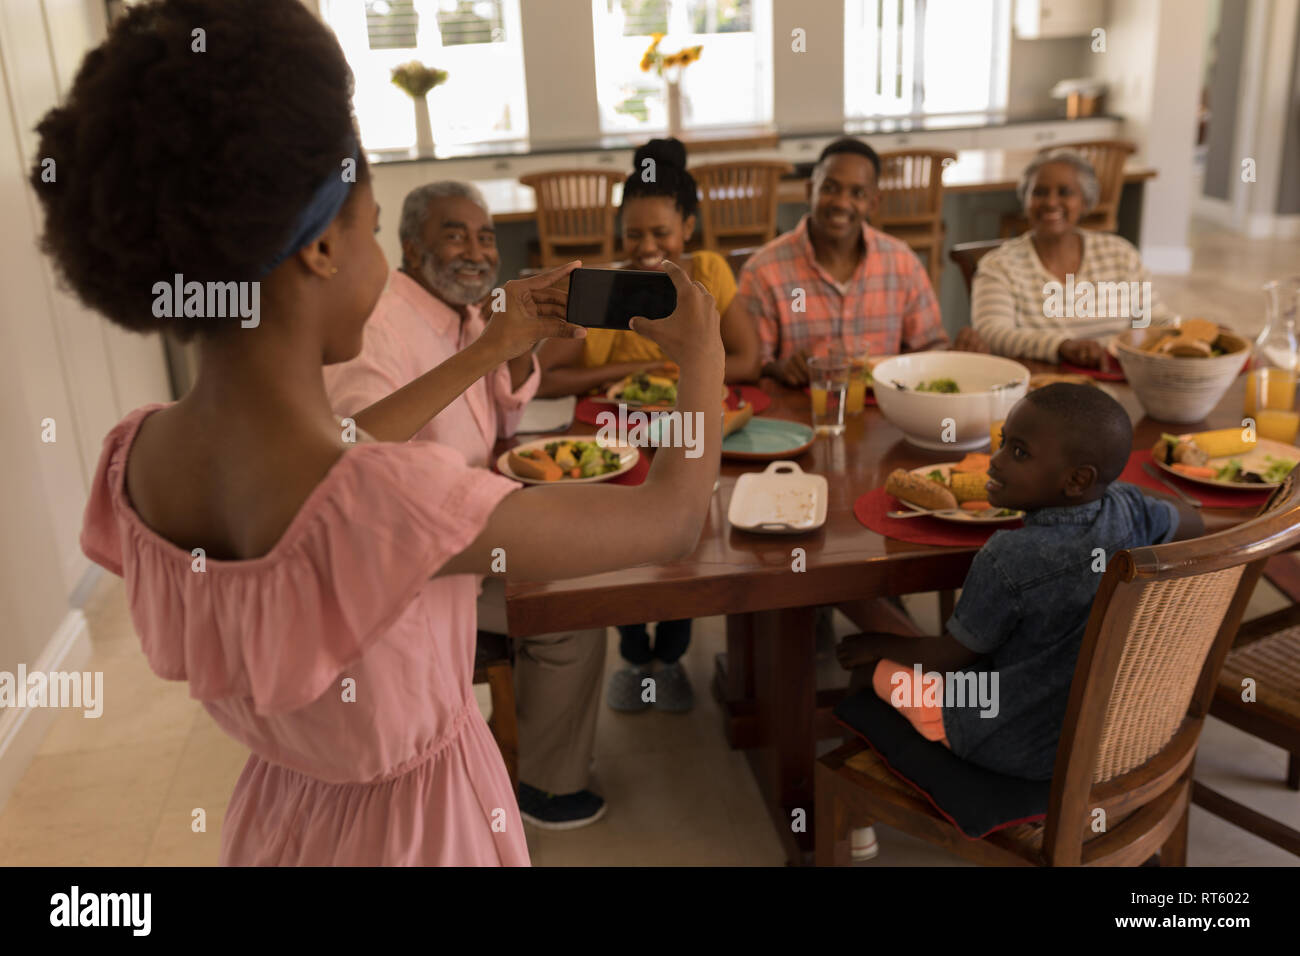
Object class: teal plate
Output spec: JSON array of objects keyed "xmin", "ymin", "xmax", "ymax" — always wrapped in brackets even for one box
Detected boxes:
[{"xmin": 722, "ymin": 418, "xmax": 816, "ymax": 461}]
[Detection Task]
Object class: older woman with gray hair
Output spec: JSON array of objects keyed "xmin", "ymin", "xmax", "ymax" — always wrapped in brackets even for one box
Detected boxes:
[{"xmin": 971, "ymin": 149, "xmax": 1172, "ymax": 368}]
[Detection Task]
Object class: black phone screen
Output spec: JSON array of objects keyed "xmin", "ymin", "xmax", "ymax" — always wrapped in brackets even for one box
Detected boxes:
[{"xmin": 566, "ymin": 268, "xmax": 677, "ymax": 330}]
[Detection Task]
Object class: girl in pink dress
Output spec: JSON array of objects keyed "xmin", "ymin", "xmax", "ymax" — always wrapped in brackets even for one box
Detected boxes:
[{"xmin": 32, "ymin": 0, "xmax": 723, "ymax": 865}]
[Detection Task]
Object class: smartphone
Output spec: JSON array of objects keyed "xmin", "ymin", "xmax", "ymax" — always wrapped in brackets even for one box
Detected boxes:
[{"xmin": 565, "ymin": 268, "xmax": 676, "ymax": 331}]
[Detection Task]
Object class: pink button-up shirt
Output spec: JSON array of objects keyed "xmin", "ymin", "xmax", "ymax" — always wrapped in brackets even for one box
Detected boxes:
[{"xmin": 324, "ymin": 269, "xmax": 540, "ymax": 467}]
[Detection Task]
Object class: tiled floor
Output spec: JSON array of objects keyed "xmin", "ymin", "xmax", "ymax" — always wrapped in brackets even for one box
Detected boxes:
[
  {"xmin": 1, "ymin": 570, "xmax": 1296, "ymax": 866},
  {"xmin": 2, "ymin": 218, "xmax": 1297, "ymax": 867}
]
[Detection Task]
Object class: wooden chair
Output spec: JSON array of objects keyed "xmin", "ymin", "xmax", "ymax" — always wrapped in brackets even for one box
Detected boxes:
[
  {"xmin": 1191, "ymin": 478, "xmax": 1300, "ymax": 856},
  {"xmin": 518, "ymin": 169, "xmax": 624, "ymax": 267},
  {"xmin": 472, "ymin": 630, "xmax": 518, "ymax": 790},
  {"xmin": 690, "ymin": 160, "xmax": 794, "ymax": 254},
  {"xmin": 999, "ymin": 139, "xmax": 1137, "ymax": 237},
  {"xmin": 725, "ymin": 245, "xmax": 760, "ymax": 279},
  {"xmin": 815, "ymin": 476, "xmax": 1300, "ymax": 866},
  {"xmin": 874, "ymin": 149, "xmax": 955, "ymax": 291},
  {"xmin": 949, "ymin": 238, "xmax": 1008, "ymax": 295}
]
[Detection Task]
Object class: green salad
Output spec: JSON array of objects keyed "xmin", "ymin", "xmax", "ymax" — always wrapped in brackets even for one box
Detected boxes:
[
  {"xmin": 1213, "ymin": 456, "xmax": 1295, "ymax": 484},
  {"xmin": 543, "ymin": 440, "xmax": 622, "ymax": 478},
  {"xmin": 617, "ymin": 373, "xmax": 676, "ymax": 405},
  {"xmin": 916, "ymin": 378, "xmax": 960, "ymax": 394}
]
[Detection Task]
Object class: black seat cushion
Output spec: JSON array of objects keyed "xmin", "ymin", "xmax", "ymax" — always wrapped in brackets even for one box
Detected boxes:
[{"xmin": 833, "ymin": 689, "xmax": 1050, "ymax": 839}]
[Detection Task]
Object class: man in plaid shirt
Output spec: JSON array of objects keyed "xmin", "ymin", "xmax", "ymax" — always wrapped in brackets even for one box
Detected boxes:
[{"xmin": 735, "ymin": 138, "xmax": 985, "ymax": 386}]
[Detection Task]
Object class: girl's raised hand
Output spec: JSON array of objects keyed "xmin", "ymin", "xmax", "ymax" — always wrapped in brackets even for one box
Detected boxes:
[{"xmin": 481, "ymin": 260, "xmax": 586, "ymax": 360}]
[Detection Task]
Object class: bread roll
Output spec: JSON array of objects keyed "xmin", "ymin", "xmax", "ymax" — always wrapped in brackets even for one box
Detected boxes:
[
  {"xmin": 1029, "ymin": 372, "xmax": 1095, "ymax": 390},
  {"xmin": 508, "ymin": 449, "xmax": 563, "ymax": 481},
  {"xmin": 723, "ymin": 403, "xmax": 753, "ymax": 437},
  {"xmin": 885, "ymin": 469, "xmax": 958, "ymax": 511}
]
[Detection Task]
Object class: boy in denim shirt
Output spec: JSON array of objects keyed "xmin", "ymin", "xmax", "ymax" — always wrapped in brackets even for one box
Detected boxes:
[{"xmin": 838, "ymin": 383, "xmax": 1204, "ymax": 785}]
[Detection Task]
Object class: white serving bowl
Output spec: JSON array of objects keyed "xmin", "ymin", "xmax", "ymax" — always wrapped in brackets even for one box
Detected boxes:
[
  {"xmin": 1112, "ymin": 327, "xmax": 1250, "ymax": 424},
  {"xmin": 872, "ymin": 353, "xmax": 1031, "ymax": 452}
]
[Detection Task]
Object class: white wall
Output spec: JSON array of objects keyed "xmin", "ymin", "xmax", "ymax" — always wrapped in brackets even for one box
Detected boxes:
[
  {"xmin": 1090, "ymin": 0, "xmax": 1208, "ymax": 273},
  {"xmin": 772, "ymin": 0, "xmax": 844, "ymax": 133},
  {"xmin": 0, "ymin": 0, "xmax": 171, "ymax": 666},
  {"xmin": 521, "ymin": 0, "xmax": 601, "ymax": 145}
]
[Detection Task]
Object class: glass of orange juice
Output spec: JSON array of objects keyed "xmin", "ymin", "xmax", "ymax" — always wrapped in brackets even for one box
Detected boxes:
[
  {"xmin": 845, "ymin": 348, "xmax": 870, "ymax": 416},
  {"xmin": 1253, "ymin": 368, "xmax": 1300, "ymax": 444},
  {"xmin": 1243, "ymin": 366, "xmax": 1297, "ymax": 418},
  {"xmin": 809, "ymin": 354, "xmax": 848, "ymax": 436}
]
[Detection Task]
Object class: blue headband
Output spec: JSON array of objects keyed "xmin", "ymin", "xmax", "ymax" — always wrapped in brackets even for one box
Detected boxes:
[{"xmin": 259, "ymin": 147, "xmax": 359, "ymax": 276}]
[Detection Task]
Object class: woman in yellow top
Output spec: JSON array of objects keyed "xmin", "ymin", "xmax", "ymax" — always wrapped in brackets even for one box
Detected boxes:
[
  {"xmin": 536, "ymin": 137, "xmax": 762, "ymax": 397},
  {"xmin": 538, "ymin": 139, "xmax": 761, "ymax": 713}
]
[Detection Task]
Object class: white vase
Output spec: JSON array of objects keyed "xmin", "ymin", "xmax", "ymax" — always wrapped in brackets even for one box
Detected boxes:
[
  {"xmin": 413, "ymin": 95, "xmax": 434, "ymax": 157},
  {"xmin": 665, "ymin": 78, "xmax": 683, "ymax": 138}
]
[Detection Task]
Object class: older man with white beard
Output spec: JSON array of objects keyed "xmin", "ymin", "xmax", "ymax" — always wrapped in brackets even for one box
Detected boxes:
[{"xmin": 324, "ymin": 182, "xmax": 609, "ymax": 830}]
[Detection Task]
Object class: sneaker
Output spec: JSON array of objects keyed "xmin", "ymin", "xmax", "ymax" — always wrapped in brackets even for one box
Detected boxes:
[
  {"xmin": 607, "ymin": 663, "xmax": 653, "ymax": 712},
  {"xmin": 517, "ymin": 782, "xmax": 607, "ymax": 831},
  {"xmin": 652, "ymin": 660, "xmax": 695, "ymax": 713},
  {"xmin": 850, "ymin": 825, "xmax": 879, "ymax": 861}
]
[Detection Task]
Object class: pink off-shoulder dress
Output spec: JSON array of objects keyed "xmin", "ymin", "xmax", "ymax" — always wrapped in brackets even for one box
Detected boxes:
[{"xmin": 80, "ymin": 405, "xmax": 529, "ymax": 866}]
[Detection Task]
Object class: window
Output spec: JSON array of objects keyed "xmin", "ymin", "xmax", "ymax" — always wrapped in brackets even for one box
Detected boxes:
[
  {"xmin": 320, "ymin": 0, "xmax": 528, "ymax": 152},
  {"xmin": 592, "ymin": 0, "xmax": 773, "ymax": 134},
  {"xmin": 844, "ymin": 0, "xmax": 1009, "ymax": 118}
]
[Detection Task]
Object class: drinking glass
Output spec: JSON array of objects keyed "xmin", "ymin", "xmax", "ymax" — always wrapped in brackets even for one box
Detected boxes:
[
  {"xmin": 845, "ymin": 343, "xmax": 871, "ymax": 416},
  {"xmin": 808, "ymin": 354, "xmax": 849, "ymax": 436},
  {"xmin": 986, "ymin": 383, "xmax": 1019, "ymax": 452},
  {"xmin": 1253, "ymin": 368, "xmax": 1300, "ymax": 444}
]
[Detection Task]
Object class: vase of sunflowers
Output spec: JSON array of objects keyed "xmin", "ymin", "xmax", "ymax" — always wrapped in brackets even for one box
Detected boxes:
[
  {"xmin": 391, "ymin": 61, "xmax": 449, "ymax": 157},
  {"xmin": 639, "ymin": 34, "xmax": 702, "ymax": 138}
]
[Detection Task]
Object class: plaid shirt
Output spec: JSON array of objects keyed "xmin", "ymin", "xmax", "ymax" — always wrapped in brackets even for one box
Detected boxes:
[{"xmin": 734, "ymin": 215, "xmax": 947, "ymax": 363}]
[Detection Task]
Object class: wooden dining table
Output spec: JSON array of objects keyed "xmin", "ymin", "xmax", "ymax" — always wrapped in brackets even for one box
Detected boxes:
[{"xmin": 500, "ymin": 367, "xmax": 1268, "ymax": 864}]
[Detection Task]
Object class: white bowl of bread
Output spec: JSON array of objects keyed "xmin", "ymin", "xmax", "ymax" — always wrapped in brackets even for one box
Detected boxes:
[
  {"xmin": 871, "ymin": 352, "xmax": 1031, "ymax": 452},
  {"xmin": 1112, "ymin": 318, "xmax": 1250, "ymax": 424}
]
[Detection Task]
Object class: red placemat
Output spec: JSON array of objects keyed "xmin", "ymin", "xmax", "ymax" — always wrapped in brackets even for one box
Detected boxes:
[
  {"xmin": 729, "ymin": 384, "xmax": 773, "ymax": 414},
  {"xmin": 1121, "ymin": 451, "xmax": 1271, "ymax": 509},
  {"xmin": 609, "ymin": 450, "xmax": 651, "ymax": 485},
  {"xmin": 1060, "ymin": 356, "xmax": 1126, "ymax": 382},
  {"xmin": 575, "ymin": 385, "xmax": 771, "ymax": 425},
  {"xmin": 853, "ymin": 487, "xmax": 1020, "ymax": 546}
]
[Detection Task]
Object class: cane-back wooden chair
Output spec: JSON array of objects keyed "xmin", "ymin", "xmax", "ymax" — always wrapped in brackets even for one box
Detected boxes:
[{"xmin": 816, "ymin": 475, "xmax": 1300, "ymax": 866}]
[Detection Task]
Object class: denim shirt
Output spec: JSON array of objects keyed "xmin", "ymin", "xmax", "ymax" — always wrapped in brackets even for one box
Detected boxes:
[{"xmin": 944, "ymin": 483, "xmax": 1179, "ymax": 780}]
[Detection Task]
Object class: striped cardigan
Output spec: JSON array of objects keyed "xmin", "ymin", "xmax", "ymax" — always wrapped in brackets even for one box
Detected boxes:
[{"xmin": 971, "ymin": 231, "xmax": 1173, "ymax": 362}]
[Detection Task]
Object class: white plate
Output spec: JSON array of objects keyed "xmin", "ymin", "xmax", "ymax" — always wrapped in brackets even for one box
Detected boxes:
[
  {"xmin": 498, "ymin": 435, "xmax": 640, "ymax": 485},
  {"xmin": 899, "ymin": 462, "xmax": 1025, "ymax": 524},
  {"xmin": 1152, "ymin": 435, "xmax": 1298, "ymax": 490},
  {"xmin": 517, "ymin": 396, "xmax": 576, "ymax": 434},
  {"xmin": 728, "ymin": 461, "xmax": 828, "ymax": 533}
]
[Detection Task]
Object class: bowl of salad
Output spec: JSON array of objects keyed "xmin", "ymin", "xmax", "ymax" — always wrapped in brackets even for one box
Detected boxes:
[
  {"xmin": 871, "ymin": 353, "xmax": 1031, "ymax": 451},
  {"xmin": 607, "ymin": 372, "xmax": 677, "ymax": 409}
]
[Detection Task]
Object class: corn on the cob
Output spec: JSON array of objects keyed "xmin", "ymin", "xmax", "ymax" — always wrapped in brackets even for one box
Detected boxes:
[
  {"xmin": 950, "ymin": 470, "xmax": 990, "ymax": 503},
  {"xmin": 1190, "ymin": 428, "xmax": 1257, "ymax": 458}
]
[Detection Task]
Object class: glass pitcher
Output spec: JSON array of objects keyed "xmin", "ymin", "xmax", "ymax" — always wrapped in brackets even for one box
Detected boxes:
[{"xmin": 1245, "ymin": 278, "xmax": 1300, "ymax": 418}]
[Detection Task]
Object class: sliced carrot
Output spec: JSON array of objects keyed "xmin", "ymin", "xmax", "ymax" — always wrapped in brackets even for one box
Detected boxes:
[
  {"xmin": 569, "ymin": 467, "xmax": 582, "ymax": 478},
  {"xmin": 1171, "ymin": 464, "xmax": 1215, "ymax": 479},
  {"xmin": 952, "ymin": 453, "xmax": 991, "ymax": 473},
  {"xmin": 961, "ymin": 500, "xmax": 991, "ymax": 511}
]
